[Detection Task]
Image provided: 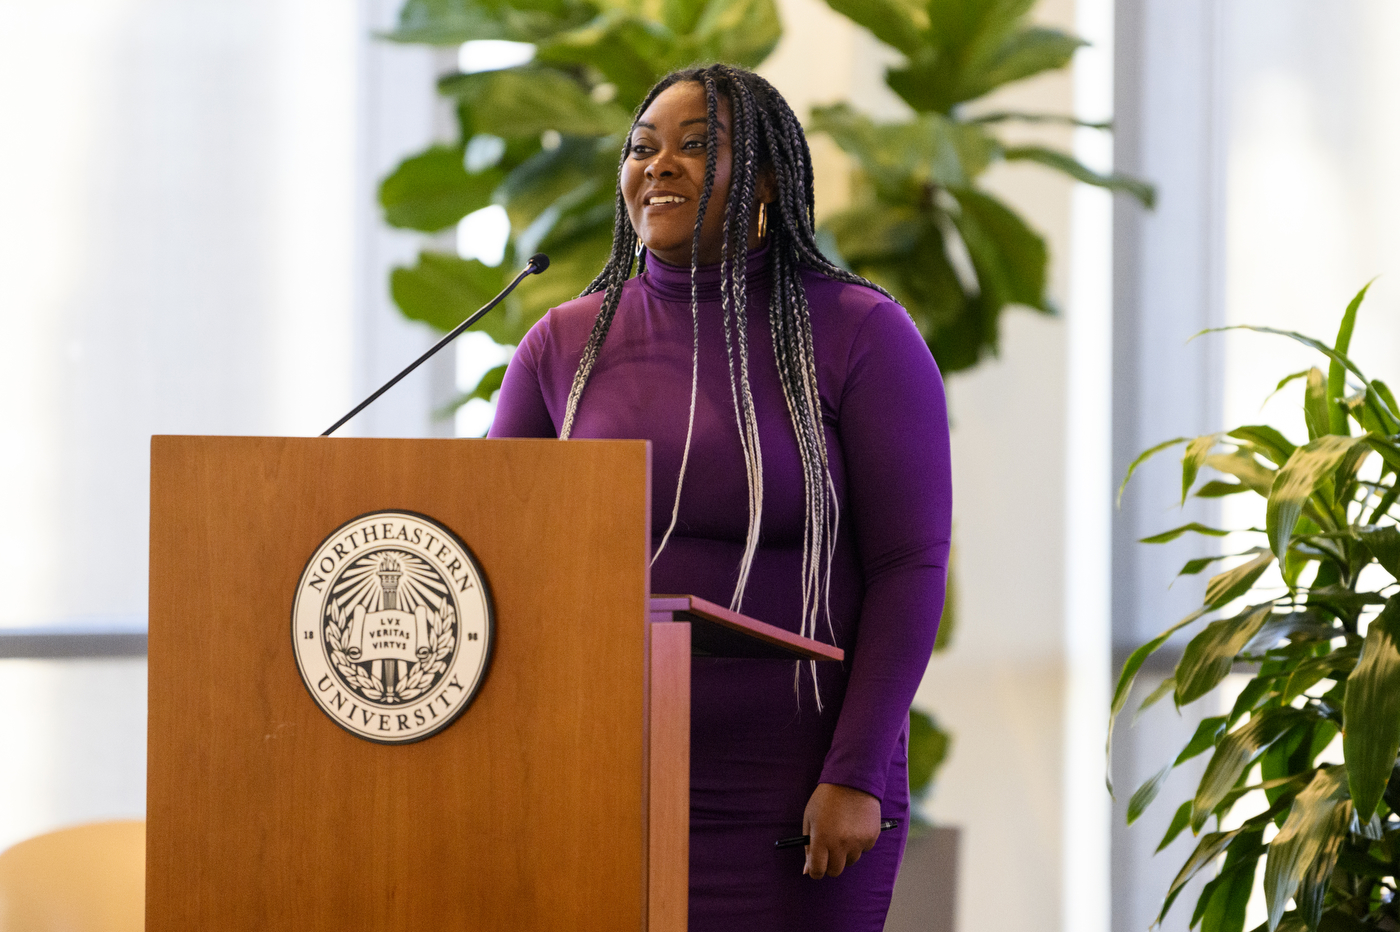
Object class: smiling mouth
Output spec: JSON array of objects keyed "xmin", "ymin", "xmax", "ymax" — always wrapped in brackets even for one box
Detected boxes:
[{"xmin": 646, "ymin": 195, "xmax": 687, "ymax": 206}]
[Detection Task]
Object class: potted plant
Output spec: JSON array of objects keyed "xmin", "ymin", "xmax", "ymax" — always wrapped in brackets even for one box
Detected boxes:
[{"xmin": 1112, "ymin": 284, "xmax": 1400, "ymax": 932}]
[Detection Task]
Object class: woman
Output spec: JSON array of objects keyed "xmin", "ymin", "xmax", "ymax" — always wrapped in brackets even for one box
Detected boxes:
[{"xmin": 490, "ymin": 64, "xmax": 951, "ymax": 931}]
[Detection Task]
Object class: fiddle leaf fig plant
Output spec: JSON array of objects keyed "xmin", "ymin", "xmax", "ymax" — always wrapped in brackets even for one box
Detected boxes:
[
  {"xmin": 812, "ymin": 0, "xmax": 1154, "ymax": 374},
  {"xmin": 1113, "ymin": 283, "xmax": 1400, "ymax": 932},
  {"xmin": 378, "ymin": 0, "xmax": 781, "ymax": 411}
]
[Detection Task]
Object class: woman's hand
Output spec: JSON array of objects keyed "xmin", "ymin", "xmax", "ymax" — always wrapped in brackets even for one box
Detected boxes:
[{"xmin": 801, "ymin": 782, "xmax": 882, "ymax": 879}]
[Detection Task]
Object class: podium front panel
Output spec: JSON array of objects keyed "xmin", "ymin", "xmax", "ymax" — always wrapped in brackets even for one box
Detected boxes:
[{"xmin": 147, "ymin": 437, "xmax": 663, "ymax": 931}]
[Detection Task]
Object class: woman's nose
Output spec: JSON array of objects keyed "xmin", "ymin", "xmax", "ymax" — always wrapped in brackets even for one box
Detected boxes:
[{"xmin": 645, "ymin": 153, "xmax": 677, "ymax": 179}]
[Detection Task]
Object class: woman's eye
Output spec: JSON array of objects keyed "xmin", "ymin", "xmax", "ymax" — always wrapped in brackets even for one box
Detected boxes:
[
  {"xmin": 630, "ymin": 144, "xmax": 653, "ymax": 157},
  {"xmin": 683, "ymin": 139, "xmax": 706, "ymax": 150}
]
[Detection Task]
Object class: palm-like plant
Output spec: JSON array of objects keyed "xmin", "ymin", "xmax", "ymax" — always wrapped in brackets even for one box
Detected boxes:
[
  {"xmin": 811, "ymin": 0, "xmax": 1153, "ymax": 373},
  {"xmin": 1113, "ymin": 285, "xmax": 1400, "ymax": 932}
]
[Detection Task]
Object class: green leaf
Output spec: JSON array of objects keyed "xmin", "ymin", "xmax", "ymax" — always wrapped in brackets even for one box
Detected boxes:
[
  {"xmin": 1156, "ymin": 800, "xmax": 1191, "ymax": 852},
  {"xmin": 908, "ymin": 708, "xmax": 951, "ymax": 800},
  {"xmin": 1202, "ymin": 551, "xmax": 1274, "ymax": 610},
  {"xmin": 1002, "ymin": 145, "xmax": 1156, "ymax": 207},
  {"xmin": 1342, "ymin": 595, "xmax": 1400, "ymax": 821},
  {"xmin": 950, "ymin": 188, "xmax": 1049, "ymax": 313},
  {"xmin": 1356, "ymin": 524, "xmax": 1400, "ymax": 579},
  {"xmin": 1204, "ymin": 450, "xmax": 1276, "ymax": 497},
  {"xmin": 1117, "ymin": 436, "xmax": 1189, "ymax": 506},
  {"xmin": 384, "ymin": 0, "xmax": 514, "ymax": 44},
  {"xmin": 976, "ymin": 28, "xmax": 1084, "ymax": 95},
  {"xmin": 691, "ymin": 0, "xmax": 783, "ymax": 64},
  {"xmin": 1200, "ymin": 324, "xmax": 1374, "ymax": 393},
  {"xmin": 1175, "ymin": 604, "xmax": 1272, "ymax": 706},
  {"xmin": 1177, "ymin": 715, "xmax": 1228, "ymax": 765},
  {"xmin": 1159, "ymin": 827, "xmax": 1251, "ymax": 924},
  {"xmin": 1139, "ymin": 522, "xmax": 1233, "ymax": 545},
  {"xmin": 1182, "ymin": 433, "xmax": 1225, "ymax": 503},
  {"xmin": 1303, "ymin": 368, "xmax": 1331, "ymax": 441},
  {"xmin": 390, "ymin": 251, "xmax": 507, "ymax": 332},
  {"xmin": 1229, "ymin": 425, "xmax": 1296, "ymax": 468},
  {"xmin": 1179, "ymin": 554, "xmax": 1235, "ymax": 577},
  {"xmin": 820, "ymin": 0, "xmax": 924, "ymax": 56},
  {"xmin": 1195, "ymin": 480, "xmax": 1252, "ymax": 498},
  {"xmin": 1327, "ymin": 281, "xmax": 1372, "ymax": 435},
  {"xmin": 1127, "ymin": 761, "xmax": 1173, "ymax": 824},
  {"xmin": 1109, "ymin": 605, "xmax": 1210, "ymax": 792},
  {"xmin": 1193, "ymin": 708, "xmax": 1308, "ymax": 831},
  {"xmin": 1263, "ymin": 766, "xmax": 1349, "ymax": 932},
  {"xmin": 380, "ymin": 145, "xmax": 502, "ymax": 233},
  {"xmin": 1135, "ymin": 674, "xmax": 1176, "ymax": 719},
  {"xmin": 1199, "ymin": 831, "xmax": 1263, "ymax": 932},
  {"xmin": 434, "ymin": 362, "xmax": 510, "ymax": 421},
  {"xmin": 1242, "ymin": 611, "xmax": 1336, "ymax": 655},
  {"xmin": 1267, "ymin": 435, "xmax": 1369, "ymax": 561},
  {"xmin": 440, "ymin": 67, "xmax": 631, "ymax": 138}
]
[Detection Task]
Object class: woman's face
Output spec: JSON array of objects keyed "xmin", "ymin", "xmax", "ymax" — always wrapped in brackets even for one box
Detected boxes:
[{"xmin": 621, "ymin": 81, "xmax": 768, "ymax": 267}]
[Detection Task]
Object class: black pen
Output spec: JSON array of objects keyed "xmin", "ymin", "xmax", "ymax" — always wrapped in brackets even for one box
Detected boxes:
[{"xmin": 774, "ymin": 818, "xmax": 900, "ymax": 849}]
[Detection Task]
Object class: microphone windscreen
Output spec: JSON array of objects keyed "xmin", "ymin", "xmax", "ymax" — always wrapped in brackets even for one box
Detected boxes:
[{"xmin": 529, "ymin": 253, "xmax": 550, "ymax": 273}]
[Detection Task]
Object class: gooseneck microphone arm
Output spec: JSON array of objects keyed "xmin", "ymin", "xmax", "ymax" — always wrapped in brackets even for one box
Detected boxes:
[{"xmin": 321, "ymin": 253, "xmax": 550, "ymax": 437}]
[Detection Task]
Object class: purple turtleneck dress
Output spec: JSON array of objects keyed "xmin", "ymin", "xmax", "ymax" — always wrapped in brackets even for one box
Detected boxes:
[{"xmin": 489, "ymin": 247, "xmax": 952, "ymax": 931}]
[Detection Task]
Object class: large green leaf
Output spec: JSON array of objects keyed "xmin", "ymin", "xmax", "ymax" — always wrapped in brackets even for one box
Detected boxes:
[
  {"xmin": 380, "ymin": 145, "xmax": 502, "ymax": 232},
  {"xmin": 975, "ymin": 27, "xmax": 1083, "ymax": 97},
  {"xmin": 950, "ymin": 188, "xmax": 1049, "ymax": 313},
  {"xmin": 1002, "ymin": 145, "xmax": 1156, "ymax": 208},
  {"xmin": 820, "ymin": 0, "xmax": 924, "ymax": 55},
  {"xmin": 1193, "ymin": 708, "xmax": 1308, "ymax": 831},
  {"xmin": 1175, "ymin": 604, "xmax": 1272, "ymax": 706},
  {"xmin": 692, "ymin": 0, "xmax": 782, "ymax": 66},
  {"xmin": 390, "ymin": 251, "xmax": 507, "ymax": 332},
  {"xmin": 385, "ymin": 0, "xmax": 515, "ymax": 44},
  {"xmin": 812, "ymin": 105, "xmax": 974, "ymax": 192},
  {"xmin": 1342, "ymin": 594, "xmax": 1400, "ymax": 821},
  {"xmin": 1267, "ymin": 435, "xmax": 1369, "ymax": 560},
  {"xmin": 440, "ymin": 67, "xmax": 631, "ymax": 137},
  {"xmin": 1263, "ymin": 766, "xmax": 1349, "ymax": 932}
]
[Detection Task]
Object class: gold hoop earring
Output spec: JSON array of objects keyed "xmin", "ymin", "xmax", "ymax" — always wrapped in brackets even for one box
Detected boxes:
[
  {"xmin": 635, "ymin": 238, "xmax": 643, "ymax": 258},
  {"xmin": 757, "ymin": 202, "xmax": 768, "ymax": 241}
]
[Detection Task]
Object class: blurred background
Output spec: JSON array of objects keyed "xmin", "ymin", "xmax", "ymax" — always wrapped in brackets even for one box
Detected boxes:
[{"xmin": 3, "ymin": 0, "xmax": 1399, "ymax": 929}]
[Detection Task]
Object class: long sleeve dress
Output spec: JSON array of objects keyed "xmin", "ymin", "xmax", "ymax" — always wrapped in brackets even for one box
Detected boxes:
[{"xmin": 489, "ymin": 246, "xmax": 952, "ymax": 931}]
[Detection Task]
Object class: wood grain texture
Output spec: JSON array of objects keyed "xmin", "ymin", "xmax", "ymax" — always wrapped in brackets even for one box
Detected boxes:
[
  {"xmin": 649, "ymin": 595, "xmax": 844, "ymax": 662},
  {"xmin": 147, "ymin": 436, "xmax": 656, "ymax": 932},
  {"xmin": 647, "ymin": 622, "xmax": 690, "ymax": 932}
]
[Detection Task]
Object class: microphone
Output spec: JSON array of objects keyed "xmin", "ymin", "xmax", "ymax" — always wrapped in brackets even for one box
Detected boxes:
[{"xmin": 322, "ymin": 254, "xmax": 549, "ymax": 437}]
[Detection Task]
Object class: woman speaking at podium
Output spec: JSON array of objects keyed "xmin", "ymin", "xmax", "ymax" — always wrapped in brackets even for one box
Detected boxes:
[{"xmin": 490, "ymin": 64, "xmax": 951, "ymax": 931}]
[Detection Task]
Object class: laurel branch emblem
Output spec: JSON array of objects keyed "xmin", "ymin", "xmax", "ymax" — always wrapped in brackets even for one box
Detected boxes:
[{"xmin": 324, "ymin": 599, "xmax": 456, "ymax": 703}]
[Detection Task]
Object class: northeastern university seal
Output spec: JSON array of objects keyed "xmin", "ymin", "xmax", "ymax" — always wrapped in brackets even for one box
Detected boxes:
[{"xmin": 292, "ymin": 510, "xmax": 494, "ymax": 744}]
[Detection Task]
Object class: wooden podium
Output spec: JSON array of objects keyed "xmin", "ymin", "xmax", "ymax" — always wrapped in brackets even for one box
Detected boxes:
[{"xmin": 147, "ymin": 436, "xmax": 839, "ymax": 931}]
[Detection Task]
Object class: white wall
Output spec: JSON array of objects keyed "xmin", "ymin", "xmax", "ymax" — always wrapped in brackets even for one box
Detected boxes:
[{"xmin": 0, "ymin": 0, "xmax": 441, "ymax": 849}]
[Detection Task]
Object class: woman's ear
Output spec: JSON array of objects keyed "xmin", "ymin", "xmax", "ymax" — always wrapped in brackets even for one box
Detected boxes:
[{"xmin": 756, "ymin": 164, "xmax": 777, "ymax": 207}]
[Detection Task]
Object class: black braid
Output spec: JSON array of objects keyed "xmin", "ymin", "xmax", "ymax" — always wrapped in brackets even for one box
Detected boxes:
[{"xmin": 559, "ymin": 65, "xmax": 891, "ymax": 693}]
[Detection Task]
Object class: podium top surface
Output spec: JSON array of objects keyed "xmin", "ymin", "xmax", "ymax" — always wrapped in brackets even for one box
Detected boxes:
[{"xmin": 649, "ymin": 595, "xmax": 844, "ymax": 662}]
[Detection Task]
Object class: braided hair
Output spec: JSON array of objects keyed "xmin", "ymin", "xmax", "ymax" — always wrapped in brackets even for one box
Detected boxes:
[{"xmin": 558, "ymin": 64, "xmax": 892, "ymax": 705}]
